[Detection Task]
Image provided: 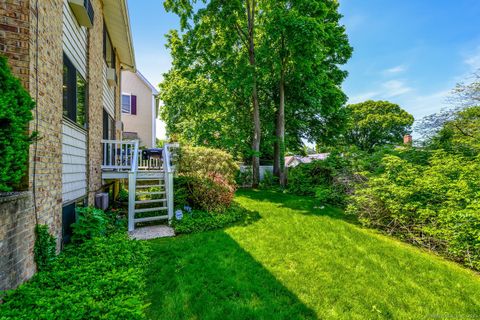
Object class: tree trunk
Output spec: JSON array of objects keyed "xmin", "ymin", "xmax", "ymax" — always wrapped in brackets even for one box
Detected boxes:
[
  {"xmin": 277, "ymin": 67, "xmax": 286, "ymax": 186},
  {"xmin": 247, "ymin": 0, "xmax": 261, "ymax": 188},
  {"xmin": 274, "ymin": 35, "xmax": 286, "ymax": 186}
]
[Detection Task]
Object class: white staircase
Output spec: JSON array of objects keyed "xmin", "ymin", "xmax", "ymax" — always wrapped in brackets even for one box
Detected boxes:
[{"xmin": 127, "ymin": 143, "xmax": 175, "ymax": 232}]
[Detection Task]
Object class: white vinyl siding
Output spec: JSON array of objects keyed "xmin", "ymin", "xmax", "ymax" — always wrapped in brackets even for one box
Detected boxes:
[
  {"xmin": 103, "ymin": 62, "xmax": 116, "ymax": 117},
  {"xmin": 62, "ymin": 0, "xmax": 87, "ymax": 79},
  {"xmin": 62, "ymin": 120, "xmax": 87, "ymax": 204}
]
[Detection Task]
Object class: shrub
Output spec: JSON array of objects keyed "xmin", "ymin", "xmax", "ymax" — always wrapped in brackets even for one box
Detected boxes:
[
  {"xmin": 0, "ymin": 55, "xmax": 35, "ymax": 192},
  {"xmin": 177, "ymin": 146, "xmax": 239, "ymax": 185},
  {"xmin": 118, "ymin": 188, "xmax": 129, "ymax": 202},
  {"xmin": 347, "ymin": 151, "xmax": 480, "ymax": 270},
  {"xmin": 175, "ymin": 174, "xmax": 235, "ymax": 213},
  {"xmin": 34, "ymin": 225, "xmax": 57, "ymax": 272},
  {"xmin": 0, "ymin": 233, "xmax": 150, "ymax": 319},
  {"xmin": 259, "ymin": 170, "xmax": 278, "ymax": 189},
  {"xmin": 175, "ymin": 146, "xmax": 238, "ymax": 212},
  {"xmin": 173, "ymin": 203, "xmax": 253, "ymax": 234},
  {"xmin": 71, "ymin": 207, "xmax": 108, "ymax": 244},
  {"xmin": 287, "ymin": 153, "xmax": 349, "ymax": 206}
]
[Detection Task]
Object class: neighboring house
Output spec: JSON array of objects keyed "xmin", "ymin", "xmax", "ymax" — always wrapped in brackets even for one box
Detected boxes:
[
  {"xmin": 285, "ymin": 153, "xmax": 330, "ymax": 168},
  {"xmin": 0, "ymin": 0, "xmax": 135, "ymax": 290},
  {"xmin": 121, "ymin": 70, "xmax": 159, "ymax": 148}
]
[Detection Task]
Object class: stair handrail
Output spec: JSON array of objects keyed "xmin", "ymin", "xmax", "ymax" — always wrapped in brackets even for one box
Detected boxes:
[{"xmin": 130, "ymin": 140, "xmax": 139, "ymax": 173}]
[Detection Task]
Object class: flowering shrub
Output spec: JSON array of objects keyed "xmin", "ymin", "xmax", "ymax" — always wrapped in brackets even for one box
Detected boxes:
[{"xmin": 175, "ymin": 146, "xmax": 238, "ymax": 212}]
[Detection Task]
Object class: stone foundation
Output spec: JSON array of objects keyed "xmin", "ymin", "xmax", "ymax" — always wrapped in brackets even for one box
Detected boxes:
[{"xmin": 0, "ymin": 192, "xmax": 36, "ymax": 291}]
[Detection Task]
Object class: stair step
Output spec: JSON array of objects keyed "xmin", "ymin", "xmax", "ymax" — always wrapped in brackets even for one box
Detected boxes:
[
  {"xmin": 135, "ymin": 207, "xmax": 168, "ymax": 214},
  {"xmin": 134, "ymin": 215, "xmax": 169, "ymax": 223},
  {"xmin": 136, "ymin": 184, "xmax": 164, "ymax": 189},
  {"xmin": 136, "ymin": 191, "xmax": 166, "ymax": 196},
  {"xmin": 135, "ymin": 199, "xmax": 166, "ymax": 205}
]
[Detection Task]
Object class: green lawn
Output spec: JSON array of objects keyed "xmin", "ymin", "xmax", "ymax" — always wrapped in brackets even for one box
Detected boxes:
[{"xmin": 146, "ymin": 190, "xmax": 480, "ymax": 319}]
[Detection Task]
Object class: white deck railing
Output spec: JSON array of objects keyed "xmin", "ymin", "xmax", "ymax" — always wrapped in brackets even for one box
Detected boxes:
[
  {"xmin": 101, "ymin": 140, "xmax": 138, "ymax": 170},
  {"xmin": 101, "ymin": 140, "xmax": 165, "ymax": 171}
]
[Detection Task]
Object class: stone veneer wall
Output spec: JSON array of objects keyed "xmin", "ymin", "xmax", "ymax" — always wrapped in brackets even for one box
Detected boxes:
[
  {"xmin": 27, "ymin": 0, "xmax": 64, "ymax": 244},
  {"xmin": 0, "ymin": 0, "xmax": 121, "ymax": 290},
  {"xmin": 0, "ymin": 193, "xmax": 35, "ymax": 291}
]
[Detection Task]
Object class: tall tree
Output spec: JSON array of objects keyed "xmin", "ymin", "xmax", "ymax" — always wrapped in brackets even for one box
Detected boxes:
[
  {"xmin": 345, "ymin": 100, "xmax": 414, "ymax": 152},
  {"xmin": 261, "ymin": 0, "xmax": 352, "ymax": 185},
  {"xmin": 163, "ymin": 0, "xmax": 263, "ymax": 187}
]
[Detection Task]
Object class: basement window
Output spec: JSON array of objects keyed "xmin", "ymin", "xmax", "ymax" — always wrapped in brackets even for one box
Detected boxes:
[{"xmin": 63, "ymin": 54, "xmax": 87, "ymax": 128}]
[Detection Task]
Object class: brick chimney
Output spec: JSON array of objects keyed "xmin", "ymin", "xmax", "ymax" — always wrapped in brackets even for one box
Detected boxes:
[{"xmin": 403, "ymin": 134, "xmax": 413, "ymax": 145}]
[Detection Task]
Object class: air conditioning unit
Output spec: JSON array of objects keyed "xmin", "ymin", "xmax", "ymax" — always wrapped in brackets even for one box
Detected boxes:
[
  {"xmin": 115, "ymin": 120, "xmax": 123, "ymax": 132},
  {"xmin": 68, "ymin": 0, "xmax": 94, "ymax": 28},
  {"xmin": 106, "ymin": 67, "xmax": 117, "ymax": 87},
  {"xmin": 95, "ymin": 193, "xmax": 109, "ymax": 211}
]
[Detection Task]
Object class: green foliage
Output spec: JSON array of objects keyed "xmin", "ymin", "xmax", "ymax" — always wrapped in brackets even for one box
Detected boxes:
[
  {"xmin": 259, "ymin": 170, "xmax": 278, "ymax": 189},
  {"xmin": 178, "ymin": 146, "xmax": 239, "ymax": 185},
  {"xmin": 118, "ymin": 188, "xmax": 129, "ymax": 202},
  {"xmin": 347, "ymin": 151, "xmax": 480, "ymax": 270},
  {"xmin": 175, "ymin": 146, "xmax": 238, "ymax": 212},
  {"xmin": 71, "ymin": 207, "xmax": 108, "ymax": 244},
  {"xmin": 0, "ymin": 234, "xmax": 150, "ymax": 319},
  {"xmin": 161, "ymin": 0, "xmax": 352, "ymax": 162},
  {"xmin": 176, "ymin": 174, "xmax": 236, "ymax": 213},
  {"xmin": 173, "ymin": 204, "xmax": 254, "ymax": 234},
  {"xmin": 0, "ymin": 55, "xmax": 35, "ymax": 192},
  {"xmin": 236, "ymin": 169, "xmax": 253, "ymax": 188},
  {"xmin": 427, "ymin": 106, "xmax": 480, "ymax": 158},
  {"xmin": 345, "ymin": 100, "xmax": 414, "ymax": 152},
  {"xmin": 287, "ymin": 154, "xmax": 349, "ymax": 206},
  {"xmin": 34, "ymin": 225, "xmax": 57, "ymax": 272}
]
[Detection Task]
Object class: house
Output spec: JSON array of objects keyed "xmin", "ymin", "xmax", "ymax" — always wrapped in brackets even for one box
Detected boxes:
[
  {"xmin": 285, "ymin": 153, "xmax": 330, "ymax": 168},
  {"xmin": 0, "ymin": 0, "xmax": 135, "ymax": 290},
  {"xmin": 121, "ymin": 70, "xmax": 159, "ymax": 148}
]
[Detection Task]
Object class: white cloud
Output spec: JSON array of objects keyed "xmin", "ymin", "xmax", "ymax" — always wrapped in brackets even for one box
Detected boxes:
[
  {"xmin": 383, "ymin": 65, "xmax": 406, "ymax": 75},
  {"xmin": 382, "ymin": 80, "xmax": 413, "ymax": 97},
  {"xmin": 464, "ymin": 46, "xmax": 480, "ymax": 70},
  {"xmin": 348, "ymin": 91, "xmax": 380, "ymax": 104}
]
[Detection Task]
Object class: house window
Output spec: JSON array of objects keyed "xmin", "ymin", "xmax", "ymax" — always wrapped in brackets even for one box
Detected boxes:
[
  {"xmin": 122, "ymin": 94, "xmax": 137, "ymax": 115},
  {"xmin": 63, "ymin": 54, "xmax": 87, "ymax": 128},
  {"xmin": 103, "ymin": 109, "xmax": 115, "ymax": 140},
  {"xmin": 103, "ymin": 24, "xmax": 116, "ymax": 68}
]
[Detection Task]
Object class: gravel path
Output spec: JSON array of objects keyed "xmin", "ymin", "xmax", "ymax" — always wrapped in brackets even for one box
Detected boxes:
[{"xmin": 129, "ymin": 225, "xmax": 175, "ymax": 240}]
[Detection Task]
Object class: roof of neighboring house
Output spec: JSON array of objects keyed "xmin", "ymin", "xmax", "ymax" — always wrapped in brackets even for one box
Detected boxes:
[
  {"xmin": 103, "ymin": 0, "xmax": 136, "ymax": 70},
  {"xmin": 285, "ymin": 153, "xmax": 330, "ymax": 167}
]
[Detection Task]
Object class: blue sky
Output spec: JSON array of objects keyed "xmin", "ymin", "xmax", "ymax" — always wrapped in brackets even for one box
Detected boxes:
[{"xmin": 128, "ymin": 0, "xmax": 480, "ymax": 129}]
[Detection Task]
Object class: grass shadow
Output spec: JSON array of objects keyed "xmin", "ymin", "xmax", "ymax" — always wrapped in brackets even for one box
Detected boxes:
[{"xmin": 146, "ymin": 231, "xmax": 317, "ymax": 320}]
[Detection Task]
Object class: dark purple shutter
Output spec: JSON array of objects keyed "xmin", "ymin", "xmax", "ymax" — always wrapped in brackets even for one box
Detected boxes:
[{"xmin": 131, "ymin": 95, "xmax": 137, "ymax": 115}]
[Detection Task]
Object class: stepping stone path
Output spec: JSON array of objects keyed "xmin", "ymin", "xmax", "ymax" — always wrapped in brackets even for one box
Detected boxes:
[{"xmin": 129, "ymin": 225, "xmax": 175, "ymax": 240}]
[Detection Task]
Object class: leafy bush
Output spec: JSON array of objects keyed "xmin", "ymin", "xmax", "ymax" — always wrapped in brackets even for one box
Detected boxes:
[
  {"xmin": 0, "ymin": 55, "xmax": 35, "ymax": 192},
  {"xmin": 177, "ymin": 146, "xmax": 239, "ymax": 185},
  {"xmin": 71, "ymin": 207, "xmax": 108, "ymax": 244},
  {"xmin": 118, "ymin": 188, "xmax": 129, "ymax": 202},
  {"xmin": 173, "ymin": 203, "xmax": 253, "ymax": 234},
  {"xmin": 259, "ymin": 170, "xmax": 278, "ymax": 189},
  {"xmin": 34, "ymin": 225, "xmax": 57, "ymax": 272},
  {"xmin": 175, "ymin": 146, "xmax": 238, "ymax": 212},
  {"xmin": 347, "ymin": 151, "xmax": 480, "ymax": 270},
  {"xmin": 287, "ymin": 153, "xmax": 349, "ymax": 206},
  {"xmin": 175, "ymin": 174, "xmax": 235, "ymax": 213},
  {"xmin": 236, "ymin": 168, "xmax": 253, "ymax": 187},
  {"xmin": 0, "ymin": 233, "xmax": 150, "ymax": 319}
]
